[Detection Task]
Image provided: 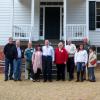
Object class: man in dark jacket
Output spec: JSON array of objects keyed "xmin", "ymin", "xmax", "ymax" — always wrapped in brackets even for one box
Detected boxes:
[{"xmin": 3, "ymin": 37, "xmax": 17, "ymax": 81}]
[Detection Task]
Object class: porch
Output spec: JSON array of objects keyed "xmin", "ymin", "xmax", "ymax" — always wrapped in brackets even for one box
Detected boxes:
[{"xmin": 12, "ymin": 0, "xmax": 89, "ymax": 43}]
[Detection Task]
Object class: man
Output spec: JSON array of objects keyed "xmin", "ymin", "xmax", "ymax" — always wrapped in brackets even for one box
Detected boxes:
[
  {"xmin": 24, "ymin": 42, "xmax": 34, "ymax": 80},
  {"xmin": 42, "ymin": 40, "xmax": 54, "ymax": 82},
  {"xmin": 3, "ymin": 37, "xmax": 16, "ymax": 81},
  {"xmin": 13, "ymin": 40, "xmax": 22, "ymax": 81},
  {"xmin": 65, "ymin": 40, "xmax": 76, "ymax": 81}
]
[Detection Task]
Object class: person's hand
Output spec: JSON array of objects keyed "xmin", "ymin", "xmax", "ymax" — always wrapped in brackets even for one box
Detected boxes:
[{"xmin": 64, "ymin": 61, "xmax": 66, "ymax": 64}]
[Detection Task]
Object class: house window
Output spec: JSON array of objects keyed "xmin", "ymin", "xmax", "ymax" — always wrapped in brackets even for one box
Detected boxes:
[{"xmin": 96, "ymin": 2, "xmax": 100, "ymax": 29}]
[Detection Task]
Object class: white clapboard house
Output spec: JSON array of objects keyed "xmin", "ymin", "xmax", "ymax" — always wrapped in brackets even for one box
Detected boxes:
[{"xmin": 0, "ymin": 0, "xmax": 100, "ymax": 47}]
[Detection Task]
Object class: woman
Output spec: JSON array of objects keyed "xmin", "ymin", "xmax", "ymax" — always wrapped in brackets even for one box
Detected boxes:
[
  {"xmin": 32, "ymin": 45, "xmax": 42, "ymax": 82},
  {"xmin": 55, "ymin": 42, "xmax": 68, "ymax": 81},
  {"xmin": 74, "ymin": 44, "xmax": 88, "ymax": 82},
  {"xmin": 88, "ymin": 46, "xmax": 97, "ymax": 82}
]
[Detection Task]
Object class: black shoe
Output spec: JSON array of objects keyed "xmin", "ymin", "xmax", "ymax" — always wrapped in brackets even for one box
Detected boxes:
[
  {"xmin": 9, "ymin": 77, "xmax": 13, "ymax": 80},
  {"xmin": 4, "ymin": 79, "xmax": 8, "ymax": 81},
  {"xmin": 90, "ymin": 80, "xmax": 96, "ymax": 82},
  {"xmin": 18, "ymin": 79, "xmax": 22, "ymax": 81},
  {"xmin": 76, "ymin": 80, "xmax": 79, "ymax": 82},
  {"xmin": 43, "ymin": 80, "xmax": 47, "ymax": 82},
  {"xmin": 33, "ymin": 80, "xmax": 36, "ymax": 82},
  {"xmin": 48, "ymin": 80, "xmax": 52, "ymax": 82},
  {"xmin": 56, "ymin": 79, "xmax": 60, "ymax": 81},
  {"xmin": 14, "ymin": 79, "xmax": 17, "ymax": 82}
]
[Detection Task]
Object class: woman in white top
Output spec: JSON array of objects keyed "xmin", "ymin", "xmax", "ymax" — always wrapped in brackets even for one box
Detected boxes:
[{"xmin": 74, "ymin": 44, "xmax": 88, "ymax": 82}]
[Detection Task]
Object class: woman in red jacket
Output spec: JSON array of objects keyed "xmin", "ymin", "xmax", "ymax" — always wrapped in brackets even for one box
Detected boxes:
[{"xmin": 55, "ymin": 42, "xmax": 68, "ymax": 81}]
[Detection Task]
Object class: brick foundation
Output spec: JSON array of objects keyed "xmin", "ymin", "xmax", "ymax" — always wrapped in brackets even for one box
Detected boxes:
[{"xmin": 0, "ymin": 46, "xmax": 4, "ymax": 73}]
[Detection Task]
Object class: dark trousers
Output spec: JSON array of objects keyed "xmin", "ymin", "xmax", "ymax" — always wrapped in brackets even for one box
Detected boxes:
[
  {"xmin": 67, "ymin": 57, "xmax": 75, "ymax": 80},
  {"xmin": 42, "ymin": 56, "xmax": 52, "ymax": 81},
  {"xmin": 34, "ymin": 68, "xmax": 41, "ymax": 80},
  {"xmin": 56, "ymin": 64, "xmax": 65, "ymax": 80},
  {"xmin": 5, "ymin": 58, "xmax": 13, "ymax": 80}
]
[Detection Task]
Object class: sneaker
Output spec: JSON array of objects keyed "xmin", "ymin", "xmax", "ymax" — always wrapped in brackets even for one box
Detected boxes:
[{"xmin": 30, "ymin": 78, "xmax": 33, "ymax": 81}]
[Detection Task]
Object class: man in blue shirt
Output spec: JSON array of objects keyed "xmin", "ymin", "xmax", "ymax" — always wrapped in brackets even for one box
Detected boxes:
[{"xmin": 24, "ymin": 42, "xmax": 34, "ymax": 80}]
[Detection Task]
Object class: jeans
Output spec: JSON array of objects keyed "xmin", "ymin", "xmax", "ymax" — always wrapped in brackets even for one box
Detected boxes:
[
  {"xmin": 88, "ymin": 67, "xmax": 96, "ymax": 81},
  {"xmin": 13, "ymin": 59, "xmax": 22, "ymax": 80},
  {"xmin": 77, "ymin": 62, "xmax": 85, "ymax": 72},
  {"xmin": 5, "ymin": 58, "xmax": 13, "ymax": 80}
]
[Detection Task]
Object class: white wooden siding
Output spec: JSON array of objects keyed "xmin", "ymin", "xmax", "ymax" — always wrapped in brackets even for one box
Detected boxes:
[
  {"xmin": 89, "ymin": 31, "xmax": 100, "ymax": 46},
  {"xmin": 14, "ymin": 0, "xmax": 31, "ymax": 24},
  {"xmin": 0, "ymin": 0, "xmax": 12, "ymax": 45},
  {"xmin": 67, "ymin": 0, "xmax": 86, "ymax": 24}
]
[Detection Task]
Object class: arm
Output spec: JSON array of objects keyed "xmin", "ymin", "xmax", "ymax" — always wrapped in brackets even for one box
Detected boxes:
[
  {"xmin": 51, "ymin": 47, "xmax": 55, "ymax": 62},
  {"xmin": 32, "ymin": 52, "xmax": 35, "ymax": 64},
  {"xmin": 84, "ymin": 50, "xmax": 88, "ymax": 65}
]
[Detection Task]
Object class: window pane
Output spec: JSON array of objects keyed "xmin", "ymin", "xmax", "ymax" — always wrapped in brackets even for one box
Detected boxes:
[
  {"xmin": 97, "ymin": 9, "xmax": 100, "ymax": 15},
  {"xmin": 96, "ymin": 22, "xmax": 100, "ymax": 28},
  {"xmin": 96, "ymin": 2, "xmax": 100, "ymax": 8},
  {"xmin": 97, "ymin": 16, "xmax": 100, "ymax": 21}
]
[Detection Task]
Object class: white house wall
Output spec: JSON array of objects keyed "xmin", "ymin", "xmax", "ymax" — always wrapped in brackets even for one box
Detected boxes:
[
  {"xmin": 0, "ymin": 0, "xmax": 12, "ymax": 46},
  {"xmin": 14, "ymin": 0, "xmax": 31, "ymax": 24},
  {"xmin": 67, "ymin": 0, "xmax": 86, "ymax": 24}
]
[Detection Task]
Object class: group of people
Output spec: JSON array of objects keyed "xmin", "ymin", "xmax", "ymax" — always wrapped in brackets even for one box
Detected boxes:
[{"xmin": 3, "ymin": 37, "xmax": 97, "ymax": 82}]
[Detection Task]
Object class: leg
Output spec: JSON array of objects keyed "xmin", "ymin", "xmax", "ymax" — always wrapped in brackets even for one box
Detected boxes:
[
  {"xmin": 9, "ymin": 59, "xmax": 13, "ymax": 79},
  {"xmin": 56, "ymin": 64, "xmax": 61, "ymax": 80},
  {"xmin": 4, "ymin": 58, "xmax": 9, "ymax": 81},
  {"xmin": 25, "ymin": 62, "xmax": 28, "ymax": 79},
  {"xmin": 42, "ymin": 56, "xmax": 47, "ymax": 81},
  {"xmin": 76, "ymin": 62, "xmax": 81, "ymax": 82},
  {"xmin": 81, "ymin": 63, "xmax": 85, "ymax": 82},
  {"xmin": 67, "ymin": 58, "xmax": 70, "ymax": 80},
  {"xmin": 69, "ymin": 57, "xmax": 75, "ymax": 80},
  {"xmin": 61, "ymin": 64, "xmax": 65, "ymax": 81},
  {"xmin": 36, "ymin": 69, "xmax": 41, "ymax": 81},
  {"xmin": 17, "ymin": 59, "xmax": 22, "ymax": 80},
  {"xmin": 47, "ymin": 60, "xmax": 52, "ymax": 81},
  {"xmin": 13, "ymin": 59, "xmax": 18, "ymax": 81},
  {"xmin": 91, "ymin": 67, "xmax": 96, "ymax": 82}
]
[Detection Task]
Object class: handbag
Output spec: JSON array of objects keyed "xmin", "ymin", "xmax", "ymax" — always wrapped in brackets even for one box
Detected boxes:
[{"xmin": 90, "ymin": 59, "xmax": 97, "ymax": 65}]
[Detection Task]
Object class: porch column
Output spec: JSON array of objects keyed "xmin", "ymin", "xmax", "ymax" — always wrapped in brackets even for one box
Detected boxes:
[
  {"xmin": 86, "ymin": 0, "xmax": 89, "ymax": 40},
  {"xmin": 63, "ymin": 0, "xmax": 67, "ymax": 46},
  {"xmin": 31, "ymin": 0, "xmax": 40, "ymax": 41}
]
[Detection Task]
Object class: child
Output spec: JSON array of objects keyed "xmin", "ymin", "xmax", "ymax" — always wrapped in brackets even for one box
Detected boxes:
[
  {"xmin": 32, "ymin": 45, "xmax": 42, "ymax": 82},
  {"xmin": 88, "ymin": 46, "xmax": 97, "ymax": 82},
  {"xmin": 74, "ymin": 44, "xmax": 88, "ymax": 82}
]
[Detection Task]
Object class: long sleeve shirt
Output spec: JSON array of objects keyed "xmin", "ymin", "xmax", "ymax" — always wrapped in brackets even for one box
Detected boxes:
[
  {"xmin": 65, "ymin": 44, "xmax": 76, "ymax": 57},
  {"xmin": 42, "ymin": 45, "xmax": 54, "ymax": 61},
  {"xmin": 74, "ymin": 50, "xmax": 88, "ymax": 65}
]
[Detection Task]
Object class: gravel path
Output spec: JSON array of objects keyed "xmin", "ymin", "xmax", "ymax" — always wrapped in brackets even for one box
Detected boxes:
[{"xmin": 0, "ymin": 71, "xmax": 100, "ymax": 100}]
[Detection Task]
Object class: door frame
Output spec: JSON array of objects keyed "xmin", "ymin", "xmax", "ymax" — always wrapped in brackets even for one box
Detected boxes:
[{"xmin": 40, "ymin": 5, "xmax": 63, "ymax": 40}]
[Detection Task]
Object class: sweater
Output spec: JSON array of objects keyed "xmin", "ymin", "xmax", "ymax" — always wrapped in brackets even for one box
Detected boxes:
[
  {"xmin": 88, "ymin": 52, "xmax": 97, "ymax": 67},
  {"xmin": 55, "ymin": 48, "xmax": 68, "ymax": 64},
  {"xmin": 74, "ymin": 50, "xmax": 88, "ymax": 65}
]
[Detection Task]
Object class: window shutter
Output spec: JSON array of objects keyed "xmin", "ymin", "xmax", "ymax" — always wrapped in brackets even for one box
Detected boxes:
[{"xmin": 89, "ymin": 1, "xmax": 95, "ymax": 30}]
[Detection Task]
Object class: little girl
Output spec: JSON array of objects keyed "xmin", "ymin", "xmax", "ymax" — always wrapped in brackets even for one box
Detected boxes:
[
  {"xmin": 32, "ymin": 45, "xmax": 42, "ymax": 82},
  {"xmin": 88, "ymin": 46, "xmax": 97, "ymax": 82},
  {"xmin": 74, "ymin": 44, "xmax": 88, "ymax": 82}
]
